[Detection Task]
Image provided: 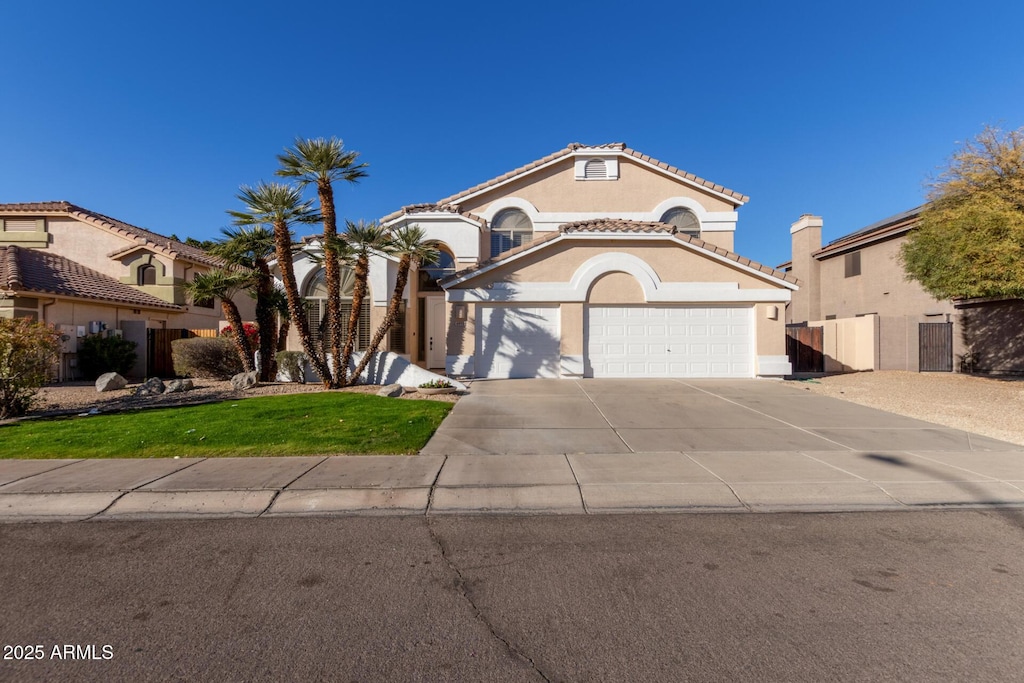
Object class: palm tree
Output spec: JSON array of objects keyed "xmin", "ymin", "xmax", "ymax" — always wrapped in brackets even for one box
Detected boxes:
[
  {"xmin": 276, "ymin": 137, "xmax": 368, "ymax": 384},
  {"xmin": 183, "ymin": 270, "xmax": 255, "ymax": 373},
  {"xmin": 227, "ymin": 182, "xmax": 331, "ymax": 386},
  {"xmin": 351, "ymin": 225, "xmax": 439, "ymax": 383},
  {"xmin": 338, "ymin": 219, "xmax": 392, "ymax": 385},
  {"xmin": 211, "ymin": 225, "xmax": 278, "ymax": 381},
  {"xmin": 265, "ymin": 285, "xmax": 291, "ymax": 352}
]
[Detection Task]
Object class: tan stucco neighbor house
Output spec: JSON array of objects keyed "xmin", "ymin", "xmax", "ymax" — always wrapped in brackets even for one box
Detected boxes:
[
  {"xmin": 288, "ymin": 143, "xmax": 798, "ymax": 379},
  {"xmin": 0, "ymin": 201, "xmax": 254, "ymax": 378},
  {"xmin": 783, "ymin": 208, "xmax": 1024, "ymax": 374}
]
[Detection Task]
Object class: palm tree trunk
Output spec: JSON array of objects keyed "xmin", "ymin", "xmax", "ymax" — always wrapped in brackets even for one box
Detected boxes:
[
  {"xmin": 254, "ymin": 260, "xmax": 277, "ymax": 381},
  {"xmin": 221, "ymin": 299, "xmax": 254, "ymax": 373},
  {"xmin": 339, "ymin": 254, "xmax": 369, "ymax": 386},
  {"xmin": 352, "ymin": 255, "xmax": 412, "ymax": 383},
  {"xmin": 317, "ymin": 181, "xmax": 344, "ymax": 388},
  {"xmin": 273, "ymin": 218, "xmax": 332, "ymax": 387}
]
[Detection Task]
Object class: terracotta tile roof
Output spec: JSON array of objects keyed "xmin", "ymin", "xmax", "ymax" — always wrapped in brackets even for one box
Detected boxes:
[
  {"xmin": 672, "ymin": 232, "xmax": 799, "ymax": 285},
  {"xmin": 560, "ymin": 218, "xmax": 675, "ymax": 233},
  {"xmin": 815, "ymin": 205, "xmax": 924, "ymax": 258},
  {"xmin": 0, "ymin": 201, "xmax": 224, "ymax": 267},
  {"xmin": 441, "ymin": 219, "xmax": 797, "ymax": 286},
  {"xmin": 381, "ymin": 202, "xmax": 487, "ymax": 225},
  {"xmin": 428, "ymin": 143, "xmax": 749, "ymax": 208},
  {"xmin": 0, "ymin": 245, "xmax": 182, "ymax": 310}
]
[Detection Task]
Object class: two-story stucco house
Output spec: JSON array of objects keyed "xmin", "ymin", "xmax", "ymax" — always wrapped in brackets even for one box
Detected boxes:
[
  {"xmin": 0, "ymin": 201, "xmax": 254, "ymax": 378},
  {"xmin": 783, "ymin": 208, "xmax": 1024, "ymax": 374},
  {"xmin": 287, "ymin": 143, "xmax": 798, "ymax": 379}
]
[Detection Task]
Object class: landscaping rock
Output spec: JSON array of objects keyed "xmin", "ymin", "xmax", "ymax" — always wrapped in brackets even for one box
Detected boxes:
[
  {"xmin": 95, "ymin": 372, "xmax": 127, "ymax": 393},
  {"xmin": 135, "ymin": 377, "xmax": 166, "ymax": 397},
  {"xmin": 376, "ymin": 383, "xmax": 404, "ymax": 398},
  {"xmin": 165, "ymin": 379, "xmax": 194, "ymax": 394},
  {"xmin": 231, "ymin": 371, "xmax": 258, "ymax": 391}
]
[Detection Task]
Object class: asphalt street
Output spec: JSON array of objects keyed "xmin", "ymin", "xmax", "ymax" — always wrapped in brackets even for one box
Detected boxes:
[{"xmin": 2, "ymin": 511, "xmax": 1023, "ymax": 682}]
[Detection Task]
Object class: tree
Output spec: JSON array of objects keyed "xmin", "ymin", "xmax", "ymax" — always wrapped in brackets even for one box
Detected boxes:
[
  {"xmin": 901, "ymin": 125, "xmax": 1024, "ymax": 299},
  {"xmin": 0, "ymin": 318, "xmax": 63, "ymax": 419},
  {"xmin": 227, "ymin": 182, "xmax": 331, "ymax": 385},
  {"xmin": 276, "ymin": 137, "xmax": 368, "ymax": 385},
  {"xmin": 336, "ymin": 219, "xmax": 391, "ymax": 385},
  {"xmin": 351, "ymin": 225, "xmax": 438, "ymax": 383},
  {"xmin": 211, "ymin": 225, "xmax": 280, "ymax": 381},
  {"xmin": 183, "ymin": 270, "xmax": 255, "ymax": 373}
]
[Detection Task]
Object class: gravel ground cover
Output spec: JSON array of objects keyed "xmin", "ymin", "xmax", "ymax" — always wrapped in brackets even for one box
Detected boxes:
[
  {"xmin": 793, "ymin": 371, "xmax": 1024, "ymax": 446},
  {"xmin": 23, "ymin": 379, "xmax": 460, "ymax": 420}
]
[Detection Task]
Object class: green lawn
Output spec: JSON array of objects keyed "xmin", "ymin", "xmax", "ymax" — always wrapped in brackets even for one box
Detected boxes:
[{"xmin": 0, "ymin": 393, "xmax": 452, "ymax": 458}]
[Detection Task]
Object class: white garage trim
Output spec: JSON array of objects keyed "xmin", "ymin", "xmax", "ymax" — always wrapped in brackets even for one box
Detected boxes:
[
  {"xmin": 475, "ymin": 305, "xmax": 561, "ymax": 379},
  {"xmin": 586, "ymin": 305, "xmax": 755, "ymax": 378}
]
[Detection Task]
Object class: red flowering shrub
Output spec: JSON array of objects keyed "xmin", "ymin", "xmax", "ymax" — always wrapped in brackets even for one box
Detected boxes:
[{"xmin": 220, "ymin": 323, "xmax": 259, "ymax": 349}]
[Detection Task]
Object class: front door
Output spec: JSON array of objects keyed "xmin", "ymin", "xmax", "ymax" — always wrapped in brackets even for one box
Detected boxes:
[{"xmin": 426, "ymin": 296, "xmax": 446, "ymax": 369}]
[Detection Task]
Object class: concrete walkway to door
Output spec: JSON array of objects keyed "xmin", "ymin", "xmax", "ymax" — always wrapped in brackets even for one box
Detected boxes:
[{"xmin": 420, "ymin": 378, "xmax": 1024, "ymax": 512}]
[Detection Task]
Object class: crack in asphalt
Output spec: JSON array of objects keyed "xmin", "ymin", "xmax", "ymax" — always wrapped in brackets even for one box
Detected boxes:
[{"xmin": 426, "ymin": 519, "xmax": 552, "ymax": 682}]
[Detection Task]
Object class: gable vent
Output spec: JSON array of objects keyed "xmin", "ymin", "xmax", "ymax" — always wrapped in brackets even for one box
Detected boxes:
[
  {"xmin": 584, "ymin": 158, "xmax": 608, "ymax": 179},
  {"xmin": 4, "ymin": 218, "xmax": 38, "ymax": 232}
]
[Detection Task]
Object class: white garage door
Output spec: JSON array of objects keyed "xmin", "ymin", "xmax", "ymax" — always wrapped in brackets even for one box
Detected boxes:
[
  {"xmin": 587, "ymin": 306, "xmax": 753, "ymax": 378},
  {"xmin": 477, "ymin": 306, "xmax": 561, "ymax": 378}
]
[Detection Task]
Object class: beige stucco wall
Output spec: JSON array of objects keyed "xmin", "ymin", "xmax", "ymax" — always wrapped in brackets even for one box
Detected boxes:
[
  {"xmin": 459, "ymin": 158, "xmax": 737, "ymax": 216},
  {"xmin": 809, "ymin": 315, "xmax": 878, "ymax": 372},
  {"xmin": 459, "ymin": 240, "xmax": 781, "ymax": 291},
  {"xmin": 818, "ymin": 237, "xmax": 954, "ymax": 320},
  {"xmin": 560, "ymin": 303, "xmax": 584, "ymax": 355},
  {"xmin": 755, "ymin": 304, "xmax": 786, "ymax": 356},
  {"xmin": 45, "ymin": 218, "xmax": 137, "ymax": 279},
  {"xmin": 35, "ymin": 298, "xmax": 238, "ymax": 332},
  {"xmin": 587, "ymin": 272, "xmax": 645, "ymax": 304}
]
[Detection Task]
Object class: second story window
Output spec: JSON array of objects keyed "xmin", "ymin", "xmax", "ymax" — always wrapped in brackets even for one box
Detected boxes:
[
  {"xmin": 845, "ymin": 251, "xmax": 861, "ymax": 278},
  {"xmin": 137, "ymin": 264, "xmax": 156, "ymax": 286},
  {"xmin": 490, "ymin": 209, "xmax": 533, "ymax": 258},
  {"xmin": 660, "ymin": 207, "xmax": 701, "ymax": 237}
]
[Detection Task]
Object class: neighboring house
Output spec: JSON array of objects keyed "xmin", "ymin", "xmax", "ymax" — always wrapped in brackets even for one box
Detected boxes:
[
  {"xmin": 0, "ymin": 201, "xmax": 254, "ymax": 378},
  {"xmin": 287, "ymin": 143, "xmax": 798, "ymax": 379},
  {"xmin": 782, "ymin": 208, "xmax": 1024, "ymax": 374}
]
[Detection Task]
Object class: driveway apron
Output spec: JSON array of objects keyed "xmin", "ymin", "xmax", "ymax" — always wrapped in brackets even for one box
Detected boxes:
[{"xmin": 422, "ymin": 378, "xmax": 1024, "ymax": 457}]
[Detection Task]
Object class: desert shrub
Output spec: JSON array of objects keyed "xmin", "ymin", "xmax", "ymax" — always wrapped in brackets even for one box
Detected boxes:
[
  {"xmin": 275, "ymin": 351, "xmax": 306, "ymax": 383},
  {"xmin": 77, "ymin": 334, "xmax": 138, "ymax": 380},
  {"xmin": 0, "ymin": 318, "xmax": 63, "ymax": 419},
  {"xmin": 172, "ymin": 337, "xmax": 243, "ymax": 379}
]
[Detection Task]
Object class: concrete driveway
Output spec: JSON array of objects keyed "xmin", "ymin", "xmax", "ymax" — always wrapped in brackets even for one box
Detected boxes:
[{"xmin": 422, "ymin": 378, "xmax": 1022, "ymax": 456}]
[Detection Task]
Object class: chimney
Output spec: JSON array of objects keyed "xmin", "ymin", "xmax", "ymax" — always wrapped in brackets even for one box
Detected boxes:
[{"xmin": 789, "ymin": 214, "xmax": 822, "ymax": 323}]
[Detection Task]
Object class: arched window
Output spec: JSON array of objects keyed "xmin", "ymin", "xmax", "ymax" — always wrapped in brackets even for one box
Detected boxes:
[
  {"xmin": 137, "ymin": 264, "xmax": 156, "ymax": 286},
  {"xmin": 490, "ymin": 209, "xmax": 533, "ymax": 258},
  {"xmin": 419, "ymin": 248, "xmax": 456, "ymax": 292},
  {"xmin": 303, "ymin": 266, "xmax": 370, "ymax": 349},
  {"xmin": 660, "ymin": 207, "xmax": 701, "ymax": 237}
]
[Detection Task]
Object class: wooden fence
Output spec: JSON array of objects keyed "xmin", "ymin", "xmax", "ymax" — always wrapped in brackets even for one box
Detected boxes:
[
  {"xmin": 786, "ymin": 325, "xmax": 824, "ymax": 373},
  {"xmin": 146, "ymin": 328, "xmax": 218, "ymax": 378}
]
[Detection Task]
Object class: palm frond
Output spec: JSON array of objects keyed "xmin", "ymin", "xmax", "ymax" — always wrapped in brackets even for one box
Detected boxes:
[
  {"xmin": 228, "ymin": 182, "xmax": 320, "ymax": 227},
  {"xmin": 275, "ymin": 137, "xmax": 369, "ymax": 187}
]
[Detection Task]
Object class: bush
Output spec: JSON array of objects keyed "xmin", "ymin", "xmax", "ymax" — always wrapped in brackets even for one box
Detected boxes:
[
  {"xmin": 0, "ymin": 318, "xmax": 62, "ymax": 419},
  {"xmin": 221, "ymin": 323, "xmax": 259, "ymax": 349},
  {"xmin": 419, "ymin": 379, "xmax": 453, "ymax": 389},
  {"xmin": 275, "ymin": 351, "xmax": 306, "ymax": 383},
  {"xmin": 77, "ymin": 334, "xmax": 138, "ymax": 380},
  {"xmin": 172, "ymin": 337, "xmax": 243, "ymax": 379}
]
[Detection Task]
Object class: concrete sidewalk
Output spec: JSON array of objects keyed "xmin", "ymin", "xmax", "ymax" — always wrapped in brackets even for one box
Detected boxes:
[{"xmin": 2, "ymin": 449, "xmax": 1024, "ymax": 522}]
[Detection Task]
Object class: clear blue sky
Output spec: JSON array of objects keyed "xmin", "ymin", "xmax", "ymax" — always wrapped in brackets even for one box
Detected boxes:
[{"xmin": 3, "ymin": 1, "xmax": 1022, "ymax": 269}]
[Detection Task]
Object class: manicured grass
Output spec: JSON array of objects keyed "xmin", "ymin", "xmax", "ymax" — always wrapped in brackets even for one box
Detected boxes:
[{"xmin": 0, "ymin": 393, "xmax": 452, "ymax": 458}]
